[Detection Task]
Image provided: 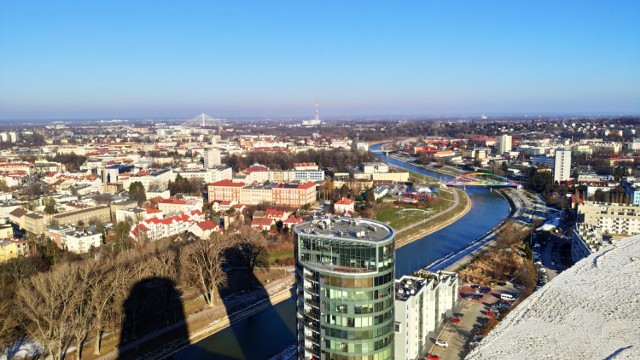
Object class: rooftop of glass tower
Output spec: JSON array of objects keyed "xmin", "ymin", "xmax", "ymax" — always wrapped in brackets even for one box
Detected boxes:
[{"xmin": 294, "ymin": 215, "xmax": 394, "ymax": 243}]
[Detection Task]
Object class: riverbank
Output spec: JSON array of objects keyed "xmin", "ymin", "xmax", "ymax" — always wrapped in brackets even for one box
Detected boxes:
[
  {"xmin": 435, "ymin": 188, "xmax": 525, "ymax": 273},
  {"xmin": 380, "ymin": 157, "xmax": 472, "ymax": 249},
  {"xmin": 395, "ymin": 187, "xmax": 471, "ymax": 248}
]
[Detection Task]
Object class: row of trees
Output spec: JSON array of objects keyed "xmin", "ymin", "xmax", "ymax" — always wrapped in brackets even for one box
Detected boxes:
[
  {"xmin": 1, "ymin": 226, "xmax": 270, "ymax": 359},
  {"xmin": 225, "ymin": 148, "xmax": 376, "ymax": 172}
]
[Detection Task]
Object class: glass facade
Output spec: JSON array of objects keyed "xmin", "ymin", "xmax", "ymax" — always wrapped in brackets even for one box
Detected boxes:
[{"xmin": 295, "ymin": 218, "xmax": 395, "ymax": 360}]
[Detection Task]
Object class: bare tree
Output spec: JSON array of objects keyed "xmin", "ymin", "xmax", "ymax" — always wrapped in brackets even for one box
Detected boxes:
[
  {"xmin": 231, "ymin": 226, "xmax": 270, "ymax": 290},
  {"xmin": 181, "ymin": 234, "xmax": 228, "ymax": 307},
  {"xmin": 69, "ymin": 263, "xmax": 94, "ymax": 360},
  {"xmin": 0, "ymin": 297, "xmax": 16, "ymax": 355},
  {"xmin": 17, "ymin": 263, "xmax": 77, "ymax": 360},
  {"xmin": 89, "ymin": 262, "xmax": 122, "ymax": 356}
]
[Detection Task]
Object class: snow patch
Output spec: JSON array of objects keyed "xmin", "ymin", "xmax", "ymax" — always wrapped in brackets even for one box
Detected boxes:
[{"xmin": 467, "ymin": 235, "xmax": 640, "ymax": 360}]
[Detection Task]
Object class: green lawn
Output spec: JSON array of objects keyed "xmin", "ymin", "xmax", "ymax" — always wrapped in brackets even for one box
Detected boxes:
[{"xmin": 375, "ymin": 206, "xmax": 434, "ymax": 229}]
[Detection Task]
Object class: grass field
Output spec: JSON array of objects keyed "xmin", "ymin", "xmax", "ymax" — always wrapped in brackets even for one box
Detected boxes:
[{"xmin": 375, "ymin": 206, "xmax": 434, "ymax": 229}]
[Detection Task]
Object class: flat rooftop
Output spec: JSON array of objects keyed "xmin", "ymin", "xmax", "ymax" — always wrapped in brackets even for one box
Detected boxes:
[{"xmin": 294, "ymin": 216, "xmax": 393, "ymax": 243}]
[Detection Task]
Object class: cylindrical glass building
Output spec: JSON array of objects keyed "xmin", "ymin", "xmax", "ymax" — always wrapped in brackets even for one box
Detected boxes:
[{"xmin": 294, "ymin": 216, "xmax": 395, "ymax": 360}]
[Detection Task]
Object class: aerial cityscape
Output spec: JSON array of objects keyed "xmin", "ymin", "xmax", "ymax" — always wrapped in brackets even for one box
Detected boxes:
[{"xmin": 0, "ymin": 1, "xmax": 639, "ymax": 360}]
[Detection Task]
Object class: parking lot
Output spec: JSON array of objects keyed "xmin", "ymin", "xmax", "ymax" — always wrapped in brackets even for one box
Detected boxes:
[{"xmin": 425, "ymin": 282, "xmax": 521, "ymax": 360}]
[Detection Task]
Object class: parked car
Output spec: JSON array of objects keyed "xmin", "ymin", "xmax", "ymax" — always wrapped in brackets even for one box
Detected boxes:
[
  {"xmin": 435, "ymin": 340, "xmax": 449, "ymax": 348},
  {"xmin": 450, "ymin": 317, "xmax": 461, "ymax": 324},
  {"xmin": 426, "ymin": 354, "xmax": 441, "ymax": 360},
  {"xmin": 497, "ymin": 281, "xmax": 507, "ymax": 286},
  {"xmin": 479, "ymin": 286, "xmax": 491, "ymax": 293},
  {"xmin": 514, "ymin": 284, "xmax": 525, "ymax": 290}
]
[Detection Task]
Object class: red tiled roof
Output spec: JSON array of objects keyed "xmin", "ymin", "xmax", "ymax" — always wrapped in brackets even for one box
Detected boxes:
[
  {"xmin": 209, "ymin": 179, "xmax": 246, "ymax": 187},
  {"xmin": 335, "ymin": 197, "xmax": 353, "ymax": 205},
  {"xmin": 161, "ymin": 198, "xmax": 187, "ymax": 205},
  {"xmin": 251, "ymin": 218, "xmax": 274, "ymax": 227},
  {"xmin": 284, "ymin": 216, "xmax": 302, "ymax": 224},
  {"xmin": 197, "ymin": 220, "xmax": 218, "ymax": 231},
  {"xmin": 265, "ymin": 209, "xmax": 285, "ymax": 217},
  {"xmin": 245, "ymin": 166, "xmax": 269, "ymax": 173}
]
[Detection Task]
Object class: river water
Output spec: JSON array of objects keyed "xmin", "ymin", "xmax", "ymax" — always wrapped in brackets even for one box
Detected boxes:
[{"xmin": 173, "ymin": 144, "xmax": 510, "ymax": 359}]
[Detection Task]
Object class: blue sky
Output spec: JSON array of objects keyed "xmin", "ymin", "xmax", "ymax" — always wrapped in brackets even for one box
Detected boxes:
[{"xmin": 1, "ymin": 1, "xmax": 639, "ymax": 120}]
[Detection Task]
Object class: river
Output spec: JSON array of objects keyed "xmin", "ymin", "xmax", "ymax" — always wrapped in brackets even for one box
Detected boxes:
[{"xmin": 173, "ymin": 143, "xmax": 510, "ymax": 359}]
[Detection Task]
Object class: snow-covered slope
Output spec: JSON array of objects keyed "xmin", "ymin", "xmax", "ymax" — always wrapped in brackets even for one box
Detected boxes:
[{"xmin": 467, "ymin": 235, "xmax": 640, "ymax": 360}]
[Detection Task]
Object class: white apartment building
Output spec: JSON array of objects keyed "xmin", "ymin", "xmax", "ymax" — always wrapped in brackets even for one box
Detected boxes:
[
  {"xmin": 360, "ymin": 162, "xmax": 389, "ymax": 174},
  {"xmin": 130, "ymin": 209, "xmax": 205, "ymax": 242},
  {"xmin": 121, "ymin": 168, "xmax": 174, "ymax": 191},
  {"xmin": 204, "ymin": 148, "xmax": 221, "ymax": 168},
  {"xmin": 578, "ymin": 201, "xmax": 640, "ymax": 235},
  {"xmin": 394, "ymin": 271, "xmax": 458, "ymax": 360},
  {"xmin": 48, "ymin": 225, "xmax": 102, "ymax": 254},
  {"xmin": 175, "ymin": 166, "xmax": 232, "ymax": 184},
  {"xmin": 570, "ymin": 223, "xmax": 621, "ymax": 263},
  {"xmin": 498, "ymin": 134, "xmax": 512, "ymax": 155},
  {"xmin": 553, "ymin": 150, "xmax": 572, "ymax": 183}
]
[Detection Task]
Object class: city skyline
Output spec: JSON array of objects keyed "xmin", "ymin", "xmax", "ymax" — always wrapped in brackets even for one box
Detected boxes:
[{"xmin": 1, "ymin": 1, "xmax": 639, "ymax": 120}]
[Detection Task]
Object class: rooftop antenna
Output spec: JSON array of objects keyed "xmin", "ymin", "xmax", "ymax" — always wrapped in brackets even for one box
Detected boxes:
[{"xmin": 315, "ymin": 98, "xmax": 319, "ymax": 121}]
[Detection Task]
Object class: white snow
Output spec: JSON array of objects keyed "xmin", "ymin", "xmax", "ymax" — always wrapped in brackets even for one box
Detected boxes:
[{"xmin": 467, "ymin": 234, "xmax": 640, "ymax": 360}]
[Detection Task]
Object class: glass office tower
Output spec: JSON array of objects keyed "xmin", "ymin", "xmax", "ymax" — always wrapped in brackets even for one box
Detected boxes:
[{"xmin": 294, "ymin": 216, "xmax": 395, "ymax": 360}]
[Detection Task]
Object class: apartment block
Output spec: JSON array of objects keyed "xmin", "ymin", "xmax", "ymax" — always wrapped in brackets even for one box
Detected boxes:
[
  {"xmin": 394, "ymin": 271, "xmax": 459, "ymax": 360},
  {"xmin": 272, "ymin": 181, "xmax": 316, "ymax": 208}
]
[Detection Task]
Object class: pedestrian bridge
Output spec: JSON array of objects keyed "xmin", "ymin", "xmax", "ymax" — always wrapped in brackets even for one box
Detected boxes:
[{"xmin": 445, "ymin": 172, "xmax": 519, "ymax": 188}]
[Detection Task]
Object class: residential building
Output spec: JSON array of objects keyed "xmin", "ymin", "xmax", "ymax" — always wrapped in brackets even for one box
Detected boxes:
[
  {"xmin": 187, "ymin": 219, "xmax": 221, "ymax": 239},
  {"xmin": 158, "ymin": 196, "xmax": 203, "ymax": 214},
  {"xmin": 244, "ymin": 164, "xmax": 270, "ymax": 184},
  {"xmin": 294, "ymin": 216, "xmax": 395, "ymax": 360},
  {"xmin": 272, "ymin": 181, "xmax": 316, "ymax": 208},
  {"xmin": 360, "ymin": 162, "xmax": 389, "ymax": 174},
  {"xmin": 498, "ymin": 134, "xmax": 512, "ymax": 154},
  {"xmin": 553, "ymin": 150, "xmax": 572, "ymax": 183},
  {"xmin": 571, "ymin": 223, "xmax": 615, "ymax": 262},
  {"xmin": 530, "ymin": 155, "xmax": 555, "ymax": 169},
  {"xmin": 51, "ymin": 205, "xmax": 111, "ymax": 229},
  {"xmin": 47, "ymin": 225, "xmax": 102, "ymax": 254},
  {"xmin": 0, "ymin": 240, "xmax": 18, "ymax": 262},
  {"xmin": 571, "ymin": 201, "xmax": 640, "ymax": 261},
  {"xmin": 24, "ymin": 213, "xmax": 46, "ymax": 235},
  {"xmin": 621, "ymin": 178, "xmax": 640, "ymax": 205},
  {"xmin": 577, "ymin": 201, "xmax": 640, "ymax": 235},
  {"xmin": 371, "ymin": 172, "xmax": 409, "ymax": 183},
  {"xmin": 294, "ymin": 163, "xmax": 319, "ymax": 171},
  {"xmin": 251, "ymin": 217, "xmax": 274, "ymax": 231},
  {"xmin": 239, "ymin": 184, "xmax": 274, "ymax": 205},
  {"xmin": 0, "ymin": 223, "xmax": 14, "ymax": 238},
  {"xmin": 122, "ymin": 168, "xmax": 174, "ymax": 191},
  {"xmin": 8, "ymin": 208, "xmax": 28, "ymax": 229},
  {"xmin": 204, "ymin": 148, "xmax": 221, "ymax": 168},
  {"xmin": 334, "ymin": 198, "xmax": 354, "ymax": 215},
  {"xmin": 394, "ymin": 271, "xmax": 459, "ymax": 360},
  {"xmin": 130, "ymin": 209, "xmax": 205, "ymax": 242},
  {"xmin": 208, "ymin": 180, "xmax": 246, "ymax": 203},
  {"xmin": 116, "ymin": 207, "xmax": 163, "ymax": 224},
  {"xmin": 175, "ymin": 166, "xmax": 232, "ymax": 184}
]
